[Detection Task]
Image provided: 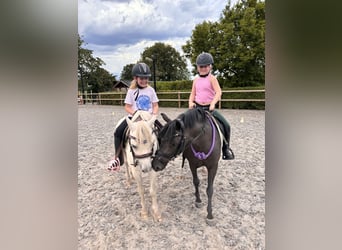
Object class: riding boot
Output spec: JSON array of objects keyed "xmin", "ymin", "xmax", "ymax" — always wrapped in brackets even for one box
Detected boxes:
[
  {"xmin": 108, "ymin": 133, "xmax": 122, "ymax": 171},
  {"xmin": 108, "ymin": 119, "xmax": 127, "ymax": 170},
  {"xmin": 221, "ymin": 123, "xmax": 235, "ymax": 160},
  {"xmin": 222, "ymin": 142, "xmax": 235, "ymax": 160}
]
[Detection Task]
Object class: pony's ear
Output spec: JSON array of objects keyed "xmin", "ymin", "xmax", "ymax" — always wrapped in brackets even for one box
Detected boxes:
[
  {"xmin": 131, "ymin": 110, "xmax": 141, "ymax": 122},
  {"xmin": 175, "ymin": 119, "xmax": 184, "ymax": 132},
  {"xmin": 161, "ymin": 113, "xmax": 171, "ymax": 123},
  {"xmin": 147, "ymin": 115, "xmax": 156, "ymax": 127},
  {"xmin": 126, "ymin": 117, "xmax": 134, "ymax": 129}
]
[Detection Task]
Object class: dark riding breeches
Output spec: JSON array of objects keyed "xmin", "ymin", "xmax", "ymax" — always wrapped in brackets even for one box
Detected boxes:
[
  {"xmin": 193, "ymin": 103, "xmax": 231, "ymax": 147},
  {"xmin": 211, "ymin": 110, "xmax": 231, "ymax": 145},
  {"xmin": 114, "ymin": 118, "xmax": 128, "ymax": 157}
]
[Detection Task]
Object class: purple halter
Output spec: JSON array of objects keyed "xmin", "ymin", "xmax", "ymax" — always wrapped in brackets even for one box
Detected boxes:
[{"xmin": 191, "ymin": 115, "xmax": 216, "ymax": 160}]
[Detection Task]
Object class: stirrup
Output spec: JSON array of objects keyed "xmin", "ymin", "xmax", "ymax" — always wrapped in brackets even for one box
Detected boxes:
[{"xmin": 108, "ymin": 158, "xmax": 120, "ymax": 171}]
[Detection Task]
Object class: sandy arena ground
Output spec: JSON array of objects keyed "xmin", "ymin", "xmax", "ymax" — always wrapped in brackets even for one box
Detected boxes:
[{"xmin": 78, "ymin": 105, "xmax": 265, "ymax": 249}]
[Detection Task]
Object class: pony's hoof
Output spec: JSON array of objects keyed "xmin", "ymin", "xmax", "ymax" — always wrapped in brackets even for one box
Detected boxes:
[
  {"xmin": 141, "ymin": 212, "xmax": 148, "ymax": 220},
  {"xmin": 195, "ymin": 202, "xmax": 202, "ymax": 208},
  {"xmin": 153, "ymin": 214, "xmax": 162, "ymax": 222},
  {"xmin": 151, "ymin": 210, "xmax": 162, "ymax": 222},
  {"xmin": 206, "ymin": 218, "xmax": 216, "ymax": 226}
]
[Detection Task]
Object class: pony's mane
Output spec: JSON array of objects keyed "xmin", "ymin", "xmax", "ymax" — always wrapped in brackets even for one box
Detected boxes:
[
  {"xmin": 159, "ymin": 108, "xmax": 207, "ymax": 139},
  {"xmin": 179, "ymin": 108, "xmax": 206, "ymax": 128}
]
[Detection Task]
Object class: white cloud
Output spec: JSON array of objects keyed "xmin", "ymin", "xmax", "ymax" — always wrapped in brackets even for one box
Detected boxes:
[
  {"xmin": 88, "ymin": 40, "xmax": 153, "ymax": 77},
  {"xmin": 78, "ymin": 0, "xmax": 239, "ymax": 78},
  {"xmin": 87, "ymin": 37, "xmax": 190, "ymax": 77}
]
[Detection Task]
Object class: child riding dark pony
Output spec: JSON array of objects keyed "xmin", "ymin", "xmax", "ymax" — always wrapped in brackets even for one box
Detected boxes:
[
  {"xmin": 188, "ymin": 52, "xmax": 234, "ymax": 160},
  {"xmin": 152, "ymin": 108, "xmax": 224, "ymax": 221}
]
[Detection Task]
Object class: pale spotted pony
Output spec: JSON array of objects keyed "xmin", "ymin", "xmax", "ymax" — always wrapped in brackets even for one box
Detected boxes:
[{"xmin": 119, "ymin": 110, "xmax": 161, "ymax": 221}]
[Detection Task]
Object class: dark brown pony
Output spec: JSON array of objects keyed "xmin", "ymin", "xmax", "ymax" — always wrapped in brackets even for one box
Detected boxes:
[{"xmin": 152, "ymin": 108, "xmax": 222, "ymax": 222}]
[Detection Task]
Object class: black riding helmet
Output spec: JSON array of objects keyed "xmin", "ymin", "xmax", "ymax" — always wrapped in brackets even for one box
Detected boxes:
[
  {"xmin": 132, "ymin": 62, "xmax": 151, "ymax": 77},
  {"xmin": 196, "ymin": 52, "xmax": 214, "ymax": 66}
]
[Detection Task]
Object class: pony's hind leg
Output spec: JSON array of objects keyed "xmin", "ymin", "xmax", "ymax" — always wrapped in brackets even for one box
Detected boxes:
[
  {"xmin": 149, "ymin": 170, "xmax": 162, "ymax": 222},
  {"xmin": 190, "ymin": 166, "xmax": 202, "ymax": 207}
]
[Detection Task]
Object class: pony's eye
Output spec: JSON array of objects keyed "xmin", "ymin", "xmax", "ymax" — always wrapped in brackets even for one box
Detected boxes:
[{"xmin": 131, "ymin": 145, "xmax": 137, "ymax": 149}]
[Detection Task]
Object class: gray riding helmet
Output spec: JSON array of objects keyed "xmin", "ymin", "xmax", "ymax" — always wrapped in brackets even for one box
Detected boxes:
[
  {"xmin": 132, "ymin": 62, "xmax": 151, "ymax": 77},
  {"xmin": 196, "ymin": 52, "xmax": 214, "ymax": 66}
]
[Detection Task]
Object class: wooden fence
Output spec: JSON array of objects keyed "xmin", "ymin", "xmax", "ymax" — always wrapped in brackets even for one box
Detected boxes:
[{"xmin": 78, "ymin": 89, "xmax": 265, "ymax": 109}]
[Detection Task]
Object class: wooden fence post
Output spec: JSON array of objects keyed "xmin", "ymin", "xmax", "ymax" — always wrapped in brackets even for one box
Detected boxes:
[{"xmin": 178, "ymin": 92, "xmax": 180, "ymax": 108}]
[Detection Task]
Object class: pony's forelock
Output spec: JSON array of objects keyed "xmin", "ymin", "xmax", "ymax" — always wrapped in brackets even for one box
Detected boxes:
[{"xmin": 134, "ymin": 121, "xmax": 153, "ymax": 144}]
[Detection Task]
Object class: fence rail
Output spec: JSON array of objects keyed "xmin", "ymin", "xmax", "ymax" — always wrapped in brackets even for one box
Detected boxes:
[{"xmin": 78, "ymin": 89, "xmax": 265, "ymax": 109}]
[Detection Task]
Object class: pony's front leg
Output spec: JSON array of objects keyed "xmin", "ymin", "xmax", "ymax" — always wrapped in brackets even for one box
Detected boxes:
[
  {"xmin": 131, "ymin": 167, "xmax": 148, "ymax": 219},
  {"xmin": 125, "ymin": 163, "xmax": 133, "ymax": 188},
  {"xmin": 206, "ymin": 166, "xmax": 217, "ymax": 221},
  {"xmin": 124, "ymin": 151, "xmax": 134, "ymax": 188},
  {"xmin": 190, "ymin": 166, "xmax": 202, "ymax": 207},
  {"xmin": 149, "ymin": 170, "xmax": 162, "ymax": 222}
]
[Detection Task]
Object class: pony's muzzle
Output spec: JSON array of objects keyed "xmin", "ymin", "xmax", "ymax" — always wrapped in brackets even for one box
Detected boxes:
[{"xmin": 151, "ymin": 158, "xmax": 166, "ymax": 171}]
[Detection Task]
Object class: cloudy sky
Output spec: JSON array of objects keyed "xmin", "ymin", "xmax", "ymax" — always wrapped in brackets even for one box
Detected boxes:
[{"xmin": 78, "ymin": 0, "xmax": 238, "ymax": 78}]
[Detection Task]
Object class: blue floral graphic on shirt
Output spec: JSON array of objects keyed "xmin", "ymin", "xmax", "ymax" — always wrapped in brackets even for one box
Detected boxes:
[{"xmin": 136, "ymin": 95, "xmax": 151, "ymax": 111}]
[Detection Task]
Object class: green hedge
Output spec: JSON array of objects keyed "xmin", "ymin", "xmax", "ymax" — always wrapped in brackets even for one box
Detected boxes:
[
  {"xmin": 156, "ymin": 82, "xmax": 265, "ymax": 110},
  {"xmin": 98, "ymin": 82, "xmax": 265, "ymax": 110},
  {"xmin": 156, "ymin": 80, "xmax": 192, "ymax": 91}
]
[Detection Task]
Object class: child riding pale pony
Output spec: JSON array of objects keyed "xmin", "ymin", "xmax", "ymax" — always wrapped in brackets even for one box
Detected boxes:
[{"xmin": 116, "ymin": 110, "xmax": 161, "ymax": 221}]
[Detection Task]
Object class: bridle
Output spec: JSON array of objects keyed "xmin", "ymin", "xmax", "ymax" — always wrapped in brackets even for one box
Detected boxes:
[
  {"xmin": 153, "ymin": 118, "xmax": 185, "ymax": 163},
  {"xmin": 154, "ymin": 117, "xmax": 207, "ymax": 163},
  {"xmin": 128, "ymin": 134, "xmax": 156, "ymax": 166}
]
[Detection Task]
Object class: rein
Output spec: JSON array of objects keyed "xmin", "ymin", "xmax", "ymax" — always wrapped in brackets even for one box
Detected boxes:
[
  {"xmin": 155, "ymin": 113, "xmax": 215, "ymax": 162},
  {"xmin": 190, "ymin": 114, "xmax": 216, "ymax": 160}
]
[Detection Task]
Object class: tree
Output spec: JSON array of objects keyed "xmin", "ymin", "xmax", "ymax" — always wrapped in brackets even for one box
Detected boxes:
[
  {"xmin": 215, "ymin": 0, "xmax": 265, "ymax": 87},
  {"xmin": 182, "ymin": 0, "xmax": 265, "ymax": 87},
  {"xmin": 78, "ymin": 34, "xmax": 116, "ymax": 93},
  {"xmin": 87, "ymin": 67, "xmax": 117, "ymax": 93},
  {"xmin": 140, "ymin": 42, "xmax": 190, "ymax": 81},
  {"xmin": 120, "ymin": 63, "xmax": 135, "ymax": 80},
  {"xmin": 182, "ymin": 21, "xmax": 214, "ymax": 75}
]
